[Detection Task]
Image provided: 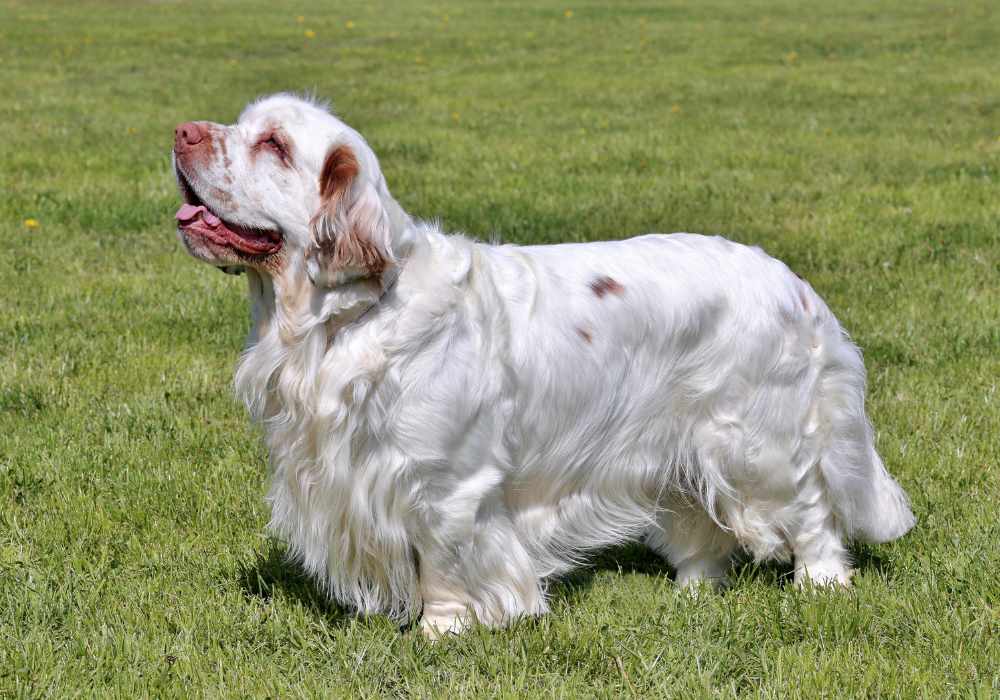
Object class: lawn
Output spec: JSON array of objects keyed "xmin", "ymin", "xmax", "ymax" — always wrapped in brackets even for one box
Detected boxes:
[{"xmin": 2, "ymin": 0, "xmax": 998, "ymax": 696}]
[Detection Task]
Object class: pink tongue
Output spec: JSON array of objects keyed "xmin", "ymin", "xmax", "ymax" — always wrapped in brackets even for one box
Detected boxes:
[
  {"xmin": 175, "ymin": 203, "xmax": 223, "ymax": 229},
  {"xmin": 176, "ymin": 203, "xmax": 206, "ymax": 223}
]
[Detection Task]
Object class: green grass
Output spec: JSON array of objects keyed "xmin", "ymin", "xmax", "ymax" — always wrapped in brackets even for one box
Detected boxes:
[{"xmin": 2, "ymin": 0, "xmax": 999, "ymax": 696}]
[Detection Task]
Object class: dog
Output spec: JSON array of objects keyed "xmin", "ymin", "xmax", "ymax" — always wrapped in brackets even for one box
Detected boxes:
[{"xmin": 172, "ymin": 94, "xmax": 914, "ymax": 637}]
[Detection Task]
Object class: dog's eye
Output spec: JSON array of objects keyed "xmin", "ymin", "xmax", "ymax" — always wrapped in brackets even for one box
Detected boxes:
[{"xmin": 259, "ymin": 133, "xmax": 287, "ymax": 158}]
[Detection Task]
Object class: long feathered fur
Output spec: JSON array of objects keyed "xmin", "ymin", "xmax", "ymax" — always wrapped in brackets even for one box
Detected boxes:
[{"xmin": 174, "ymin": 94, "xmax": 915, "ymax": 634}]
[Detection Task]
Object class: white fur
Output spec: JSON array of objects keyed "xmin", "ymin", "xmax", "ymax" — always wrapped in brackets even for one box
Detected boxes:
[{"xmin": 174, "ymin": 94, "xmax": 915, "ymax": 635}]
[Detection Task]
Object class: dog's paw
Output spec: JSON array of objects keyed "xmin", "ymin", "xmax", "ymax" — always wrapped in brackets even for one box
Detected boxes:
[
  {"xmin": 676, "ymin": 576, "xmax": 727, "ymax": 599},
  {"xmin": 794, "ymin": 562, "xmax": 854, "ymax": 588},
  {"xmin": 675, "ymin": 559, "xmax": 729, "ymax": 594},
  {"xmin": 419, "ymin": 599, "xmax": 473, "ymax": 640},
  {"xmin": 419, "ymin": 611, "xmax": 471, "ymax": 640}
]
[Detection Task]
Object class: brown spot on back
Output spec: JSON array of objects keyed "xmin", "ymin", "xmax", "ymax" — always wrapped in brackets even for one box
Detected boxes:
[
  {"xmin": 577, "ymin": 327, "xmax": 592, "ymax": 343},
  {"xmin": 590, "ymin": 276, "xmax": 624, "ymax": 298}
]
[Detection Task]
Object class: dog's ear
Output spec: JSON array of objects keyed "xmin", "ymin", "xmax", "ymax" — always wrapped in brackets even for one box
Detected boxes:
[{"xmin": 307, "ymin": 144, "xmax": 392, "ymax": 287}]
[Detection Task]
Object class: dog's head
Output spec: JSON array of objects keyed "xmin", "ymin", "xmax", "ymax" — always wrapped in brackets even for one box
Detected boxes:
[{"xmin": 172, "ymin": 94, "xmax": 404, "ymax": 286}]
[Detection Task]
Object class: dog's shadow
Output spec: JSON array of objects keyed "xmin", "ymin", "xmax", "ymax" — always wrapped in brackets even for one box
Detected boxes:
[
  {"xmin": 529, "ymin": 542, "xmax": 894, "ymax": 608},
  {"xmin": 235, "ymin": 544, "xmax": 349, "ymax": 623},
  {"xmin": 234, "ymin": 541, "xmax": 894, "ymax": 623}
]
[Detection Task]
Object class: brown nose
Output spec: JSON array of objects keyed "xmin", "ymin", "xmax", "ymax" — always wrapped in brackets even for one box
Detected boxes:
[{"xmin": 174, "ymin": 121, "xmax": 205, "ymax": 153}]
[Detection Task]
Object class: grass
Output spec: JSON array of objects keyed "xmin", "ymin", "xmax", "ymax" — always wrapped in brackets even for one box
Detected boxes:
[{"xmin": 2, "ymin": 0, "xmax": 998, "ymax": 696}]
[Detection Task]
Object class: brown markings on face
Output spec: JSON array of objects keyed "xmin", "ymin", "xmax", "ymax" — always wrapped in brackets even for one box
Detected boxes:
[
  {"xmin": 219, "ymin": 135, "xmax": 235, "ymax": 184},
  {"xmin": 590, "ymin": 276, "xmax": 625, "ymax": 298},
  {"xmin": 207, "ymin": 185, "xmax": 235, "ymax": 208},
  {"xmin": 192, "ymin": 132, "xmax": 236, "ymax": 207},
  {"xmin": 577, "ymin": 327, "xmax": 593, "ymax": 343},
  {"xmin": 252, "ymin": 124, "xmax": 293, "ymax": 168},
  {"xmin": 175, "ymin": 126, "xmax": 215, "ymax": 173},
  {"xmin": 219, "ymin": 135, "xmax": 231, "ymax": 168}
]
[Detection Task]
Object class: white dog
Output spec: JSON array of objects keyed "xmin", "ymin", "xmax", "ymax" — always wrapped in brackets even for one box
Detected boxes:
[{"xmin": 172, "ymin": 94, "xmax": 914, "ymax": 636}]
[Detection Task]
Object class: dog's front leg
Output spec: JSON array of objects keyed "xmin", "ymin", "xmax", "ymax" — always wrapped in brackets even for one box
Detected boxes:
[
  {"xmin": 413, "ymin": 470, "xmax": 547, "ymax": 638},
  {"xmin": 417, "ymin": 562, "xmax": 477, "ymax": 639}
]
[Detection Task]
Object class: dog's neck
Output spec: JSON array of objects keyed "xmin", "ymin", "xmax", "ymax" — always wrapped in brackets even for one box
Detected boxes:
[
  {"xmin": 246, "ymin": 191, "xmax": 413, "ymax": 336},
  {"xmin": 237, "ymin": 265, "xmax": 378, "ymax": 424}
]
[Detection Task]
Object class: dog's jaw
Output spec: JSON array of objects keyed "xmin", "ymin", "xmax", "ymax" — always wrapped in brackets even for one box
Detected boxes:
[{"xmin": 173, "ymin": 162, "xmax": 283, "ymax": 269}]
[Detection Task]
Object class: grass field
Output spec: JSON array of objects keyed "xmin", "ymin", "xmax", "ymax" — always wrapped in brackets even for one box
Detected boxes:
[{"xmin": 2, "ymin": 0, "xmax": 999, "ymax": 696}]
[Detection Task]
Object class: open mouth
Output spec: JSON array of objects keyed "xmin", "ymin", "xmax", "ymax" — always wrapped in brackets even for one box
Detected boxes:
[{"xmin": 175, "ymin": 167, "xmax": 282, "ymax": 257}]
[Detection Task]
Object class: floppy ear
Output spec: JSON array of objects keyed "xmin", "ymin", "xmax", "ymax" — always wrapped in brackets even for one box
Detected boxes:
[{"xmin": 307, "ymin": 144, "xmax": 392, "ymax": 287}]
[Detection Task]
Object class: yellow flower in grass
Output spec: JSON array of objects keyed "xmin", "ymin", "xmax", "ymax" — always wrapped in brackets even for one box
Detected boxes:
[
  {"xmin": 564, "ymin": 9, "xmax": 573, "ymax": 18},
  {"xmin": 304, "ymin": 29, "xmax": 316, "ymax": 38},
  {"xmin": 24, "ymin": 218, "xmax": 39, "ymax": 229},
  {"xmin": 345, "ymin": 20, "xmax": 355, "ymax": 29},
  {"xmin": 670, "ymin": 104, "xmax": 682, "ymax": 114}
]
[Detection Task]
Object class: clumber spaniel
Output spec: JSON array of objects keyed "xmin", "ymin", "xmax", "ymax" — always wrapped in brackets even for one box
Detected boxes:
[{"xmin": 172, "ymin": 94, "xmax": 914, "ymax": 637}]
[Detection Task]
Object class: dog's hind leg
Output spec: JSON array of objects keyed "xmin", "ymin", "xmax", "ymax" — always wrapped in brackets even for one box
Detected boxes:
[
  {"xmin": 788, "ymin": 459, "xmax": 853, "ymax": 587},
  {"xmin": 789, "ymin": 332, "xmax": 913, "ymax": 586},
  {"xmin": 646, "ymin": 497, "xmax": 738, "ymax": 590}
]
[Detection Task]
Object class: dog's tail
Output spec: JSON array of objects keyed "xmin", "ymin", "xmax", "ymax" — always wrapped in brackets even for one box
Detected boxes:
[{"xmin": 815, "ymin": 327, "xmax": 916, "ymax": 544}]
